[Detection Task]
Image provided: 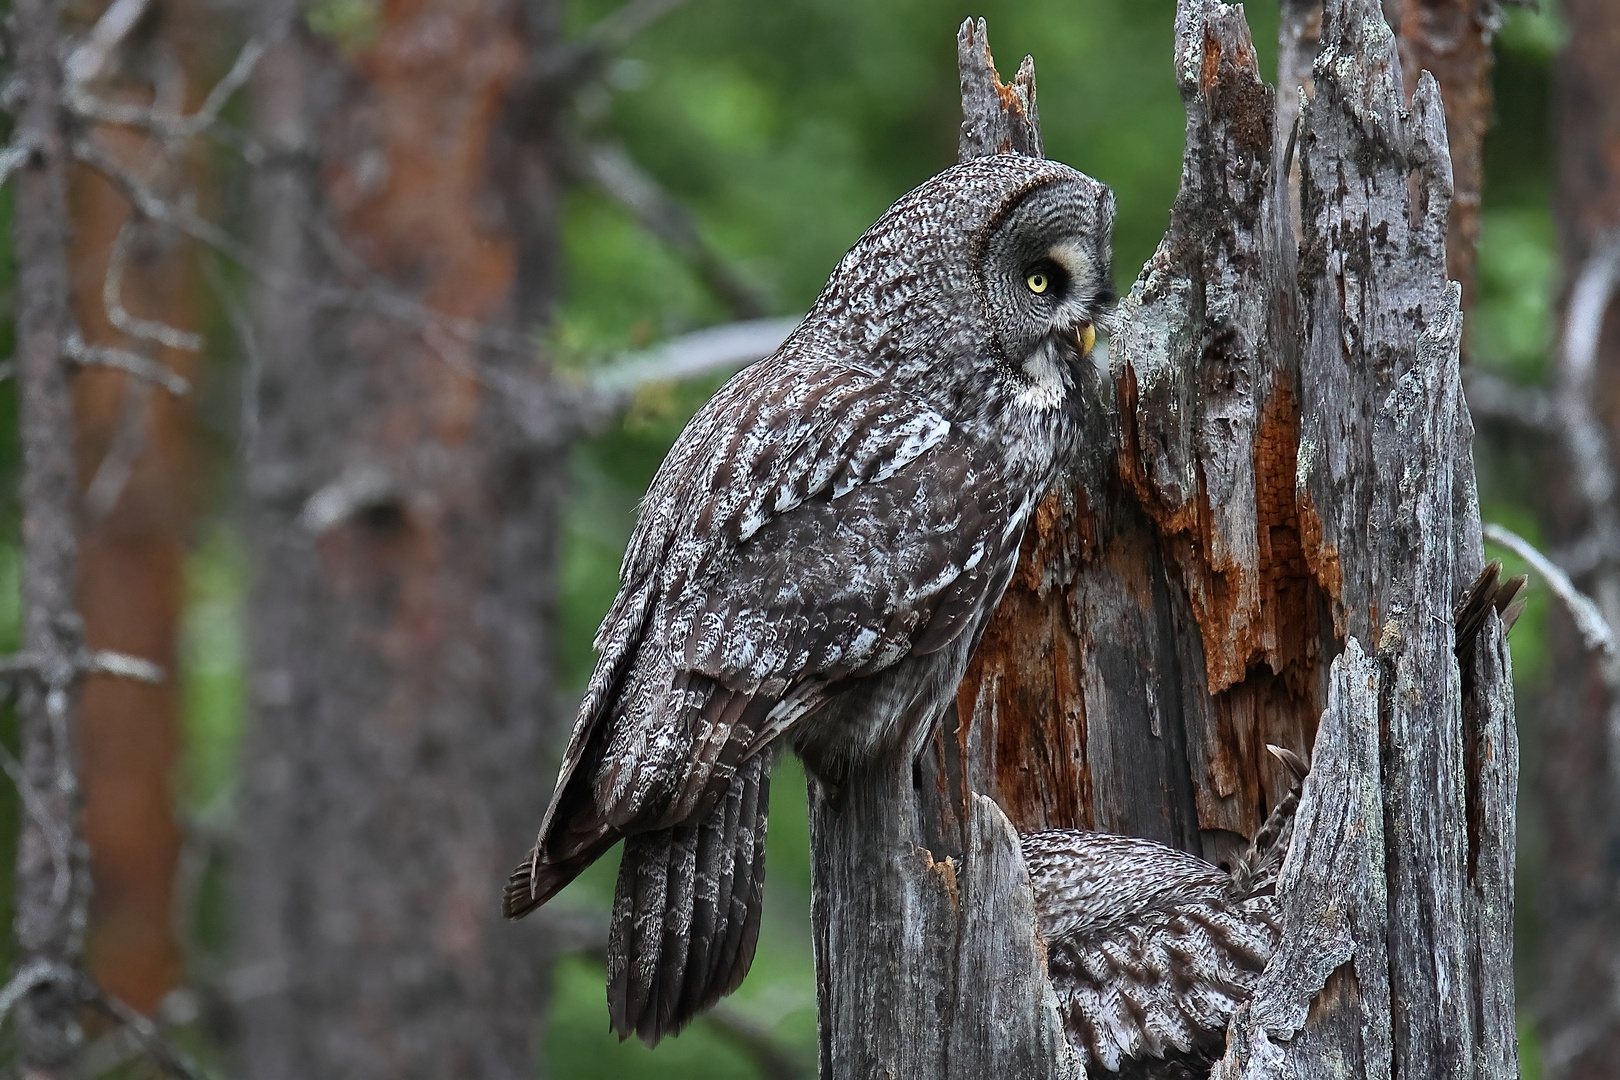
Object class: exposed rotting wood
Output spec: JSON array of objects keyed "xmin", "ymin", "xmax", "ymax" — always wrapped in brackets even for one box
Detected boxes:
[
  {"xmin": 960, "ymin": 0, "xmax": 1324, "ymax": 872},
  {"xmin": 815, "ymin": 4, "xmax": 1518, "ymax": 1075}
]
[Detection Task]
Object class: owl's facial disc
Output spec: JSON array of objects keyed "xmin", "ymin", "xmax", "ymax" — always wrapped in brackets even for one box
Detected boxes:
[{"xmin": 979, "ymin": 177, "xmax": 1115, "ymax": 409}]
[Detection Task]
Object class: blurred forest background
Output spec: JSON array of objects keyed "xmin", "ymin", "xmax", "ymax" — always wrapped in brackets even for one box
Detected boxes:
[{"xmin": 0, "ymin": 0, "xmax": 1603, "ymax": 1077}]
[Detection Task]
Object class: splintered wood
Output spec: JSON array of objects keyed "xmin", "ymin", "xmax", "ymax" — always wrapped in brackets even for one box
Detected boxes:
[{"xmin": 813, "ymin": 2, "xmax": 1517, "ymax": 1077}]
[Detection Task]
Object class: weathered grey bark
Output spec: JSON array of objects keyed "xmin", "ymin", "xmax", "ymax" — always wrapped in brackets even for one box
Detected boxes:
[
  {"xmin": 9, "ymin": 0, "xmax": 94, "ymax": 1074},
  {"xmin": 1390, "ymin": 0, "xmax": 1506, "ymax": 316},
  {"xmin": 230, "ymin": 2, "xmax": 567, "ymax": 1076},
  {"xmin": 816, "ymin": 2, "xmax": 1518, "ymax": 1075}
]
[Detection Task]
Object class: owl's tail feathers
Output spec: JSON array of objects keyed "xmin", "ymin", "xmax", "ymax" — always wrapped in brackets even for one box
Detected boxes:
[
  {"xmin": 503, "ymin": 809, "xmax": 623, "ymax": 920},
  {"xmin": 607, "ymin": 749, "xmax": 772, "ymax": 1046},
  {"xmin": 1230, "ymin": 745, "xmax": 1310, "ymax": 898}
]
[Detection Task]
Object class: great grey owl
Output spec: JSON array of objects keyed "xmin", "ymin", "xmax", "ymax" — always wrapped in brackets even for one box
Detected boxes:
[
  {"xmin": 1026, "ymin": 747, "xmax": 1307, "ymax": 1078},
  {"xmin": 503, "ymin": 153, "xmax": 1115, "ymax": 1044}
]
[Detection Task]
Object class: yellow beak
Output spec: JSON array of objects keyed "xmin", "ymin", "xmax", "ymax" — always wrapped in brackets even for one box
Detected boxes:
[{"xmin": 1076, "ymin": 322, "xmax": 1096, "ymax": 359}]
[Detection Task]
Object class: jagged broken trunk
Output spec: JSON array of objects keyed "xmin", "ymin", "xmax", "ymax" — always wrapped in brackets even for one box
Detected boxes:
[{"xmin": 809, "ymin": 3, "xmax": 1519, "ymax": 1077}]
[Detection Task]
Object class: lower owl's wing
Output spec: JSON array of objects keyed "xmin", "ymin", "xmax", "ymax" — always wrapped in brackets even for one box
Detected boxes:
[{"xmin": 1022, "ymin": 831, "xmax": 1282, "ymax": 1076}]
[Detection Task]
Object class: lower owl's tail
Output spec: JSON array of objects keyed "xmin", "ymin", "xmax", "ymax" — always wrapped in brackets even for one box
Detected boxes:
[{"xmin": 607, "ymin": 750, "xmax": 773, "ymax": 1045}]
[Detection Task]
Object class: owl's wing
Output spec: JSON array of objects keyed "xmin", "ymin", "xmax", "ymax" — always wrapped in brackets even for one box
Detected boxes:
[
  {"xmin": 656, "ymin": 378, "xmax": 1019, "ymax": 776},
  {"xmin": 1022, "ymin": 830, "xmax": 1282, "ymax": 1074},
  {"xmin": 513, "ymin": 358, "xmax": 1022, "ymax": 903}
]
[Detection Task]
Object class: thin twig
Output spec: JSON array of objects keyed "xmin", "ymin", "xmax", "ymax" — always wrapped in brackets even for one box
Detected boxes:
[
  {"xmin": 87, "ymin": 649, "xmax": 166, "ymax": 684},
  {"xmin": 1557, "ymin": 232, "xmax": 1620, "ymax": 553},
  {"xmin": 104, "ymin": 218, "xmax": 204, "ymax": 351},
  {"xmin": 201, "ymin": 254, "xmax": 263, "ymax": 457},
  {"xmin": 83, "ymin": 370, "xmax": 151, "ymax": 523},
  {"xmin": 0, "ymin": 959, "xmax": 73, "ymax": 1022},
  {"xmin": 1484, "ymin": 523, "xmax": 1616, "ymax": 655},
  {"xmin": 1463, "ymin": 369, "xmax": 1554, "ymax": 433},
  {"xmin": 706, "ymin": 1002, "xmax": 813, "ymax": 1080},
  {"xmin": 68, "ymin": 30, "xmax": 275, "ymax": 147},
  {"xmin": 63, "ymin": 0, "xmax": 152, "ymax": 87},
  {"xmin": 0, "ymin": 135, "xmax": 41, "ymax": 188},
  {"xmin": 576, "ymin": 140, "xmax": 770, "ymax": 320},
  {"xmin": 0, "ymin": 739, "xmax": 74, "ymax": 912},
  {"xmin": 78, "ymin": 976, "xmax": 209, "ymax": 1080},
  {"xmin": 530, "ymin": 0, "xmax": 690, "ymax": 87},
  {"xmin": 589, "ymin": 316, "xmax": 798, "ymax": 395},
  {"xmin": 64, "ymin": 329, "xmax": 190, "ymax": 396},
  {"xmin": 585, "ymin": 0, "xmax": 690, "ymax": 50}
]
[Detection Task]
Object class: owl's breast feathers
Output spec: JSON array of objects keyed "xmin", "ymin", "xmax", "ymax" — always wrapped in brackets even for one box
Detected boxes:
[{"xmin": 507, "ymin": 353, "xmax": 1039, "ymax": 915}]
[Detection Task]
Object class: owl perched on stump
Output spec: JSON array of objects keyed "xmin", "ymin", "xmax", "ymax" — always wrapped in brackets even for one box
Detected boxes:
[{"xmin": 504, "ymin": 154, "xmax": 1116, "ymax": 1044}]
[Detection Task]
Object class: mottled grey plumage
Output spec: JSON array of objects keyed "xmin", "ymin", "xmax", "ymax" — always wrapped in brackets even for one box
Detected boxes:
[
  {"xmin": 1027, "ymin": 748, "xmax": 1306, "ymax": 1078},
  {"xmin": 503, "ymin": 154, "xmax": 1115, "ymax": 1044}
]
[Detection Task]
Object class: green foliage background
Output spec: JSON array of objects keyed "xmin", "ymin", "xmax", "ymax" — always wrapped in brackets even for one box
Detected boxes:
[
  {"xmin": 531, "ymin": 1, "xmax": 1566, "ymax": 1075},
  {"xmin": 0, "ymin": 0, "xmax": 1566, "ymax": 1076}
]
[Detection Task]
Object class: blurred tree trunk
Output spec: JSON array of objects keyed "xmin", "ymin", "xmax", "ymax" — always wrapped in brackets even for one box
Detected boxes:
[
  {"xmin": 9, "ymin": 0, "xmax": 92, "ymax": 1074},
  {"xmin": 231, "ymin": 2, "xmax": 567, "ymax": 1076},
  {"xmin": 68, "ymin": 0, "xmax": 217, "ymax": 1018},
  {"xmin": 1532, "ymin": 1, "xmax": 1620, "ymax": 1076},
  {"xmin": 813, "ymin": 2, "xmax": 1518, "ymax": 1075}
]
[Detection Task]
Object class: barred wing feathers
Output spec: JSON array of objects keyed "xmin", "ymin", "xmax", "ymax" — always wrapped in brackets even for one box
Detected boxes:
[{"xmin": 507, "ymin": 352, "xmax": 1026, "ymax": 1046}]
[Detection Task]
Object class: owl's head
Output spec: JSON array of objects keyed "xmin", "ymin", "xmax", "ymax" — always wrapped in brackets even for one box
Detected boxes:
[
  {"xmin": 975, "ymin": 167, "xmax": 1116, "ymax": 408},
  {"xmin": 813, "ymin": 156, "xmax": 1114, "ymax": 416}
]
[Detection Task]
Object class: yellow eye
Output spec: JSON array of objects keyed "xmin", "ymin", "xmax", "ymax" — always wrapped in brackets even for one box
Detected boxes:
[{"xmin": 1026, "ymin": 271, "xmax": 1049, "ymax": 294}]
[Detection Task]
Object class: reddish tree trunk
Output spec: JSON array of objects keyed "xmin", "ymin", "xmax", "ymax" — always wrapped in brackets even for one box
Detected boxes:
[
  {"xmin": 230, "ymin": 2, "xmax": 567, "ymax": 1076},
  {"xmin": 67, "ymin": 0, "xmax": 222, "ymax": 1017}
]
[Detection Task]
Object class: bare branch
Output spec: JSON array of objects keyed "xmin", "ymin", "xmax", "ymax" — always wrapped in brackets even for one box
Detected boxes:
[
  {"xmin": 1484, "ymin": 522, "xmax": 1616, "ymax": 655},
  {"xmin": 1464, "ymin": 369, "xmax": 1555, "ymax": 433},
  {"xmin": 63, "ymin": 0, "xmax": 152, "ymax": 87},
  {"xmin": 64, "ymin": 329, "xmax": 190, "ymax": 396},
  {"xmin": 0, "ymin": 959, "xmax": 74, "ymax": 1022},
  {"xmin": 82, "ymin": 374, "xmax": 152, "ymax": 522},
  {"xmin": 584, "ymin": 0, "xmax": 689, "ymax": 51},
  {"xmin": 0, "ymin": 740, "xmax": 74, "ymax": 911},
  {"xmin": 86, "ymin": 650, "xmax": 165, "ymax": 684},
  {"xmin": 575, "ymin": 140, "xmax": 770, "ymax": 319},
  {"xmin": 299, "ymin": 463, "xmax": 398, "ymax": 536},
  {"xmin": 68, "ymin": 26, "xmax": 280, "ymax": 153},
  {"xmin": 0, "ymin": 135, "xmax": 42, "ymax": 188},
  {"xmin": 589, "ymin": 316, "xmax": 798, "ymax": 395},
  {"xmin": 78, "ymin": 978, "xmax": 208, "ymax": 1080},
  {"xmin": 707, "ymin": 1002, "xmax": 813, "ymax": 1080},
  {"xmin": 1557, "ymin": 231, "xmax": 1620, "ymax": 552},
  {"xmin": 529, "ymin": 0, "xmax": 690, "ymax": 88},
  {"xmin": 103, "ymin": 219, "xmax": 203, "ymax": 351}
]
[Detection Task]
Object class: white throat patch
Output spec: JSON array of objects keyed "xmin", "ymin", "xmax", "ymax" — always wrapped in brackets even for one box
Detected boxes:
[{"xmin": 1015, "ymin": 337, "xmax": 1068, "ymax": 411}]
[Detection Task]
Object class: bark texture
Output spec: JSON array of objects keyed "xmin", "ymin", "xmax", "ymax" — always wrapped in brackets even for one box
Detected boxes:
[
  {"xmin": 1391, "ymin": 0, "xmax": 1503, "ymax": 316},
  {"xmin": 230, "ymin": 2, "xmax": 566, "ymax": 1076},
  {"xmin": 10, "ymin": 0, "xmax": 93, "ymax": 1074},
  {"xmin": 815, "ymin": 3, "xmax": 1518, "ymax": 1074}
]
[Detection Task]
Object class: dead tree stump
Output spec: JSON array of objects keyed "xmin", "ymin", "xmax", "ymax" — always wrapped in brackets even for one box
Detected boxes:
[{"xmin": 810, "ymin": 3, "xmax": 1519, "ymax": 1077}]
